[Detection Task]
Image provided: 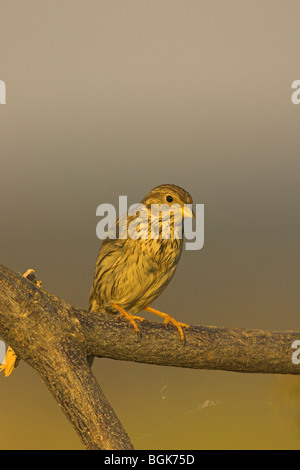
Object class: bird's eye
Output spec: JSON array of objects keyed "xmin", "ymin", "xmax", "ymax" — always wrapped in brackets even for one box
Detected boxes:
[{"xmin": 166, "ymin": 195, "xmax": 173, "ymax": 203}]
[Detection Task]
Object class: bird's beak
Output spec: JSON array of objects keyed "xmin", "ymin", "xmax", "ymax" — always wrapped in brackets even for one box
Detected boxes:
[{"xmin": 182, "ymin": 205, "xmax": 195, "ymax": 219}]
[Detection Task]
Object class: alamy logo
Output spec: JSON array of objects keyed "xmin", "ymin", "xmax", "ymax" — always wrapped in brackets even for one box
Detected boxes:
[
  {"xmin": 96, "ymin": 196, "xmax": 204, "ymax": 251},
  {"xmin": 0, "ymin": 80, "xmax": 6, "ymax": 104},
  {"xmin": 292, "ymin": 340, "xmax": 300, "ymax": 365},
  {"xmin": 291, "ymin": 80, "xmax": 300, "ymax": 105},
  {"xmin": 0, "ymin": 341, "xmax": 6, "ymax": 365}
]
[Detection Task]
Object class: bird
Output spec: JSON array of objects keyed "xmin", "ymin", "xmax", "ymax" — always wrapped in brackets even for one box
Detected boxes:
[{"xmin": 88, "ymin": 184, "xmax": 194, "ymax": 353}]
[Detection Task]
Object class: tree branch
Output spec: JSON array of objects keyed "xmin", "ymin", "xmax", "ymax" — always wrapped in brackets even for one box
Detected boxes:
[
  {"xmin": 0, "ymin": 262, "xmax": 134, "ymax": 450},
  {"xmin": 0, "ymin": 262, "xmax": 299, "ymax": 449}
]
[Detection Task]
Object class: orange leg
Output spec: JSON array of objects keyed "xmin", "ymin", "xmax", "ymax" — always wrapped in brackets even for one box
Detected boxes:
[
  {"xmin": 145, "ymin": 307, "xmax": 190, "ymax": 341},
  {"xmin": 111, "ymin": 303, "xmax": 145, "ymax": 334}
]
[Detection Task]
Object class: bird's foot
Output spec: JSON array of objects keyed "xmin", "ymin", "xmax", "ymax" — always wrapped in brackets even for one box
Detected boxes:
[
  {"xmin": 0, "ymin": 347, "xmax": 18, "ymax": 377},
  {"xmin": 145, "ymin": 307, "xmax": 190, "ymax": 342},
  {"xmin": 111, "ymin": 303, "xmax": 145, "ymax": 335}
]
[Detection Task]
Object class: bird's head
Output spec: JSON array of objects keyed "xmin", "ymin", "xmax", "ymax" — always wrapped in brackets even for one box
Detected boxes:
[{"xmin": 141, "ymin": 184, "xmax": 194, "ymax": 219}]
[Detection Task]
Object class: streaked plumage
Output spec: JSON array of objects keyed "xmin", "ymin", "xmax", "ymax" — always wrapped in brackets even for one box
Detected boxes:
[{"xmin": 89, "ymin": 184, "xmax": 193, "ymax": 337}]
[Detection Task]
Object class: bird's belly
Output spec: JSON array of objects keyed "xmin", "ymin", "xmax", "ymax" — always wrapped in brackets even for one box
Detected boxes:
[
  {"xmin": 116, "ymin": 267, "xmax": 177, "ymax": 314},
  {"xmin": 90, "ymin": 238, "xmax": 182, "ymax": 315}
]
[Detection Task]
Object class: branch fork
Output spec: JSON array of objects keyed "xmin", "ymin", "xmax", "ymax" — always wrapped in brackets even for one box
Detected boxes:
[{"xmin": 0, "ymin": 262, "xmax": 299, "ymax": 449}]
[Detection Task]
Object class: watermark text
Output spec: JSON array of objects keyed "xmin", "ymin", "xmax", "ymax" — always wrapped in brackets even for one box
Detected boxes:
[
  {"xmin": 291, "ymin": 80, "xmax": 300, "ymax": 105},
  {"xmin": 96, "ymin": 196, "xmax": 204, "ymax": 251},
  {"xmin": 0, "ymin": 80, "xmax": 6, "ymax": 104},
  {"xmin": 292, "ymin": 340, "xmax": 300, "ymax": 365},
  {"xmin": 0, "ymin": 341, "xmax": 6, "ymax": 364}
]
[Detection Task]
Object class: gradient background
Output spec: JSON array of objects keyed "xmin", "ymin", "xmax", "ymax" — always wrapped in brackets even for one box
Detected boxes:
[{"xmin": 0, "ymin": 0, "xmax": 300, "ymax": 450}]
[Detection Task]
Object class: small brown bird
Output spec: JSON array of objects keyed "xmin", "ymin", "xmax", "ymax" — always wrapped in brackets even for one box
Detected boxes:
[{"xmin": 89, "ymin": 184, "xmax": 194, "ymax": 343}]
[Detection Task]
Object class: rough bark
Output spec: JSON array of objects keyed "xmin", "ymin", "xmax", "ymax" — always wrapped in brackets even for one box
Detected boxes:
[{"xmin": 0, "ymin": 262, "xmax": 299, "ymax": 449}]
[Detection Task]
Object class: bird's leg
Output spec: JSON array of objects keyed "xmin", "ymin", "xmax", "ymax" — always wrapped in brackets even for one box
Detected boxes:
[
  {"xmin": 111, "ymin": 303, "xmax": 145, "ymax": 334},
  {"xmin": 145, "ymin": 307, "xmax": 190, "ymax": 341}
]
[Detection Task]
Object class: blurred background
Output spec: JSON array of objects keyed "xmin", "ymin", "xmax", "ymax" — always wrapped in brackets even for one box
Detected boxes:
[{"xmin": 0, "ymin": 0, "xmax": 299, "ymax": 450}]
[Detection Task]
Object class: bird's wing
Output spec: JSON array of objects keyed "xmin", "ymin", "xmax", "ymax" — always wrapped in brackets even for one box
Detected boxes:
[{"xmin": 89, "ymin": 238, "xmax": 173, "ymax": 313}]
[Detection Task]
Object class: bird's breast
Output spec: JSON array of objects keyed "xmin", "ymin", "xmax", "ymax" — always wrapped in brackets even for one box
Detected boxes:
[{"xmin": 138, "ymin": 238, "xmax": 183, "ymax": 270}]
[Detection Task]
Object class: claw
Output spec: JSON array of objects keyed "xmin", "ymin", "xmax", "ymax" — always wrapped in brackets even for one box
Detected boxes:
[
  {"xmin": 111, "ymin": 303, "xmax": 145, "ymax": 335},
  {"xmin": 145, "ymin": 307, "xmax": 190, "ymax": 342}
]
